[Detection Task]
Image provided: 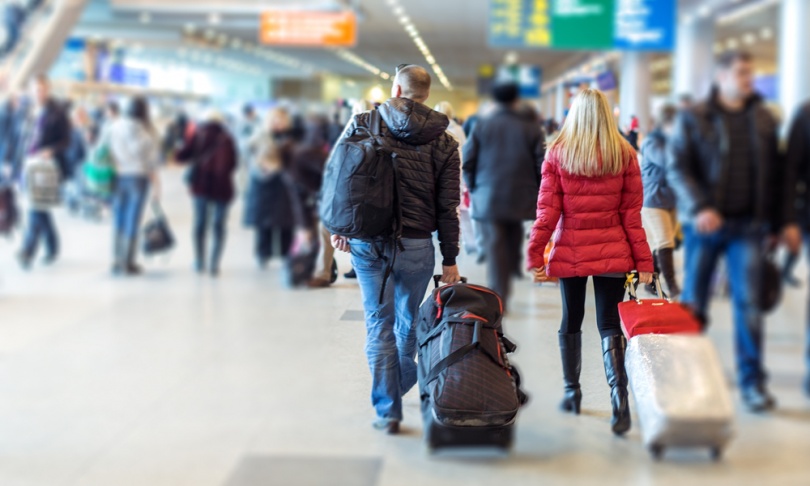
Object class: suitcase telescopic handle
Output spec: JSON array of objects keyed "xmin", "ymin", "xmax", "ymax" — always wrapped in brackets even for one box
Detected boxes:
[
  {"xmin": 625, "ymin": 272, "xmax": 669, "ymax": 303},
  {"xmin": 433, "ymin": 275, "xmax": 468, "ymax": 289}
]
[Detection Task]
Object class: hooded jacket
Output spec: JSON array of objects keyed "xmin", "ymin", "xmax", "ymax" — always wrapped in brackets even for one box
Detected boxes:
[{"xmin": 341, "ymin": 98, "xmax": 461, "ymax": 265}]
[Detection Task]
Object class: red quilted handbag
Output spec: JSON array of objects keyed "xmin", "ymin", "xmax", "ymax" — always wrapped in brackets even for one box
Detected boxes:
[{"xmin": 619, "ymin": 273, "xmax": 702, "ymax": 339}]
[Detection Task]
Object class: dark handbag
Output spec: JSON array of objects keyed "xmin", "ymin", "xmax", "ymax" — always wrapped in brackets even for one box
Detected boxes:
[
  {"xmin": 760, "ymin": 251, "xmax": 782, "ymax": 313},
  {"xmin": 142, "ymin": 202, "xmax": 175, "ymax": 256}
]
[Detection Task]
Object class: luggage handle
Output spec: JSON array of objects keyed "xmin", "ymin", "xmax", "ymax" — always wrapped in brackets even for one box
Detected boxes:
[
  {"xmin": 433, "ymin": 275, "xmax": 468, "ymax": 289},
  {"xmin": 625, "ymin": 272, "xmax": 669, "ymax": 304}
]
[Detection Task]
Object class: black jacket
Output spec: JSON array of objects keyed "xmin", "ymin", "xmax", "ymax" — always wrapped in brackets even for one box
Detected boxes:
[
  {"xmin": 342, "ymin": 98, "xmax": 461, "ymax": 266},
  {"xmin": 29, "ymin": 98, "xmax": 72, "ymax": 177},
  {"xmin": 667, "ymin": 89, "xmax": 781, "ymax": 229},
  {"xmin": 784, "ymin": 101, "xmax": 810, "ymax": 229},
  {"xmin": 640, "ymin": 129, "xmax": 676, "ymax": 210},
  {"xmin": 462, "ymin": 106, "xmax": 545, "ymax": 222}
]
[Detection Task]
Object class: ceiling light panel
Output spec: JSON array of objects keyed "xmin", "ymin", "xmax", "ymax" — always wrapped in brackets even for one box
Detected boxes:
[{"xmin": 387, "ymin": 0, "xmax": 452, "ymax": 91}]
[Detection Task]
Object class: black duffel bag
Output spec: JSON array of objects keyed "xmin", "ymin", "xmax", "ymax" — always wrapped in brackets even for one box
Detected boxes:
[{"xmin": 416, "ymin": 277, "xmax": 528, "ymax": 452}]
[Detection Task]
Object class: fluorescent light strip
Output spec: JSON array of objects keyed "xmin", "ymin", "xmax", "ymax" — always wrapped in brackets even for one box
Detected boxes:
[
  {"xmin": 334, "ymin": 49, "xmax": 391, "ymax": 80},
  {"xmin": 387, "ymin": 0, "xmax": 452, "ymax": 91},
  {"xmin": 717, "ymin": 0, "xmax": 779, "ymax": 25}
]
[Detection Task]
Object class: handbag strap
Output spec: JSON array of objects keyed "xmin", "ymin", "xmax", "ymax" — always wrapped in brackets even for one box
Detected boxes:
[{"xmin": 625, "ymin": 272, "xmax": 669, "ymax": 304}]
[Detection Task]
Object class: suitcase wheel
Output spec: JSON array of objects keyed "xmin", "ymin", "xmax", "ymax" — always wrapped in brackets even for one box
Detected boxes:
[
  {"xmin": 710, "ymin": 447, "xmax": 723, "ymax": 462},
  {"xmin": 649, "ymin": 444, "xmax": 665, "ymax": 461}
]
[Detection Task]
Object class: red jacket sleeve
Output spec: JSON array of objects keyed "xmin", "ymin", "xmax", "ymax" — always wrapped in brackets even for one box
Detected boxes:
[
  {"xmin": 527, "ymin": 156, "xmax": 563, "ymax": 270},
  {"xmin": 620, "ymin": 154, "xmax": 654, "ymax": 273}
]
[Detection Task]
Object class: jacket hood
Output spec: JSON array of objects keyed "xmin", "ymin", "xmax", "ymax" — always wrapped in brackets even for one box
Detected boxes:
[{"xmin": 378, "ymin": 98, "xmax": 449, "ymax": 145}]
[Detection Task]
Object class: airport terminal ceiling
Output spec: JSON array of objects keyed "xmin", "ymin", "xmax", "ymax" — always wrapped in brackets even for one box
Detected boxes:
[{"xmin": 72, "ymin": 0, "xmax": 780, "ymax": 94}]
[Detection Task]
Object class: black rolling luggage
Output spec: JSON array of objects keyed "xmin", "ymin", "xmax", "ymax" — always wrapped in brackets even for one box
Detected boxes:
[{"xmin": 416, "ymin": 277, "xmax": 528, "ymax": 452}]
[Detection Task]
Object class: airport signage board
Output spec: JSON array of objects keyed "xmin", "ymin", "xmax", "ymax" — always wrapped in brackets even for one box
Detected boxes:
[
  {"xmin": 260, "ymin": 10, "xmax": 357, "ymax": 47},
  {"xmin": 489, "ymin": 0, "xmax": 675, "ymax": 51}
]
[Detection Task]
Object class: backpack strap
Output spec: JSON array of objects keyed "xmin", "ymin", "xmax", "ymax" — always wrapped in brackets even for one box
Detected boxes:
[{"xmin": 370, "ymin": 108, "xmax": 381, "ymax": 137}]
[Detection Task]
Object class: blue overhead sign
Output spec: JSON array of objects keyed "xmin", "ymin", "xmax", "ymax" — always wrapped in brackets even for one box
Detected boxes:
[
  {"xmin": 613, "ymin": 0, "xmax": 676, "ymax": 51},
  {"xmin": 488, "ymin": 0, "xmax": 676, "ymax": 51}
]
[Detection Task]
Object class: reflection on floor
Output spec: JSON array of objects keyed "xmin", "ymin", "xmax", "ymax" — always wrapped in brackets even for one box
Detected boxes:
[{"xmin": 0, "ymin": 168, "xmax": 809, "ymax": 486}]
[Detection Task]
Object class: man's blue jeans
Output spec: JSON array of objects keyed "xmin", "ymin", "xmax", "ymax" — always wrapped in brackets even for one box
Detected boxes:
[
  {"xmin": 21, "ymin": 209, "xmax": 57, "ymax": 260},
  {"xmin": 113, "ymin": 176, "xmax": 150, "ymax": 242},
  {"xmin": 681, "ymin": 222, "xmax": 766, "ymax": 388},
  {"xmin": 351, "ymin": 237, "xmax": 436, "ymax": 421}
]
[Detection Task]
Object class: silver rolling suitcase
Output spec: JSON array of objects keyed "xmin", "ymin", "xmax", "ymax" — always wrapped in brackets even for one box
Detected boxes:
[{"xmin": 626, "ymin": 334, "xmax": 735, "ymax": 460}]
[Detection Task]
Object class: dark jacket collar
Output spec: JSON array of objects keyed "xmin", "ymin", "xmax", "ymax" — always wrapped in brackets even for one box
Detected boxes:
[{"xmin": 707, "ymin": 85, "xmax": 763, "ymax": 114}]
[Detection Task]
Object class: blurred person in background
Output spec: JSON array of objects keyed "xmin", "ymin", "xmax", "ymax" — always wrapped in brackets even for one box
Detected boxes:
[
  {"xmin": 783, "ymin": 99, "xmax": 810, "ymax": 396},
  {"xmin": 64, "ymin": 105, "xmax": 90, "ymax": 182},
  {"xmin": 2, "ymin": 0, "xmax": 25, "ymax": 55},
  {"xmin": 0, "ymin": 92, "xmax": 29, "ymax": 180},
  {"xmin": 17, "ymin": 74, "xmax": 71, "ymax": 269},
  {"xmin": 526, "ymin": 88, "xmax": 653, "ymax": 435},
  {"xmin": 668, "ymin": 50, "xmax": 782, "ymax": 412},
  {"xmin": 283, "ymin": 115, "xmax": 331, "ymax": 287},
  {"xmin": 176, "ymin": 110, "xmax": 238, "ymax": 277},
  {"xmin": 434, "ymin": 101, "xmax": 466, "ymax": 153},
  {"xmin": 640, "ymin": 104, "xmax": 680, "ymax": 298},
  {"xmin": 244, "ymin": 106, "xmax": 296, "ymax": 268},
  {"xmin": 463, "ymin": 82, "xmax": 545, "ymax": 309},
  {"xmin": 107, "ymin": 96, "xmax": 160, "ymax": 276},
  {"xmin": 622, "ymin": 115, "xmax": 640, "ymax": 151},
  {"xmin": 162, "ymin": 110, "xmax": 190, "ymax": 161},
  {"xmin": 238, "ymin": 104, "xmax": 261, "ymax": 167},
  {"xmin": 331, "ymin": 64, "xmax": 461, "ymax": 434}
]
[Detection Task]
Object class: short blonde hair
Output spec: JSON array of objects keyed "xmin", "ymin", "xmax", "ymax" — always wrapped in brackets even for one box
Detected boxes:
[
  {"xmin": 549, "ymin": 89, "xmax": 634, "ymax": 177},
  {"xmin": 433, "ymin": 101, "xmax": 455, "ymax": 120}
]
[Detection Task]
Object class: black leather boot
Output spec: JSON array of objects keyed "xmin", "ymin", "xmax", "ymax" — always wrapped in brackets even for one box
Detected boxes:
[
  {"xmin": 602, "ymin": 335, "xmax": 631, "ymax": 436},
  {"xmin": 559, "ymin": 332, "xmax": 582, "ymax": 414},
  {"xmin": 645, "ymin": 250, "xmax": 659, "ymax": 295},
  {"xmin": 657, "ymin": 248, "xmax": 681, "ymax": 298}
]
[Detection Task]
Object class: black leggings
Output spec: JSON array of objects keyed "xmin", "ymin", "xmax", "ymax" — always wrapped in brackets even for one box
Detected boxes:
[{"xmin": 559, "ymin": 276, "xmax": 627, "ymax": 339}]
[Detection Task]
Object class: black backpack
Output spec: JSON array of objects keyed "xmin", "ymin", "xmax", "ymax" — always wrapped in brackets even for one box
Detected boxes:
[
  {"xmin": 319, "ymin": 110, "xmax": 401, "ymax": 240},
  {"xmin": 417, "ymin": 278, "xmax": 528, "ymax": 450}
]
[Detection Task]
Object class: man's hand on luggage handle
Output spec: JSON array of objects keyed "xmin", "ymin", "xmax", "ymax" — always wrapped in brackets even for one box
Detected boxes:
[
  {"xmin": 331, "ymin": 235, "xmax": 350, "ymax": 253},
  {"xmin": 441, "ymin": 265, "xmax": 462, "ymax": 284},
  {"xmin": 782, "ymin": 224, "xmax": 803, "ymax": 254}
]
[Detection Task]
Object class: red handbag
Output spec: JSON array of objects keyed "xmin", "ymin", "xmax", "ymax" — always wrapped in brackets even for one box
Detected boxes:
[{"xmin": 618, "ymin": 273, "xmax": 702, "ymax": 339}]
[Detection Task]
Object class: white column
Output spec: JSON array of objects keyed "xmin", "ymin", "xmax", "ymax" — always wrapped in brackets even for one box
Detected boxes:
[
  {"xmin": 555, "ymin": 83, "xmax": 566, "ymax": 122},
  {"xmin": 779, "ymin": 0, "xmax": 810, "ymax": 127},
  {"xmin": 672, "ymin": 16, "xmax": 715, "ymax": 100},
  {"xmin": 619, "ymin": 52, "xmax": 652, "ymax": 133}
]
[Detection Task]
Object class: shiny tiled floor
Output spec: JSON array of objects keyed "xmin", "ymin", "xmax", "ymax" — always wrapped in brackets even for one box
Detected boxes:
[{"xmin": 0, "ymin": 168, "xmax": 809, "ymax": 485}]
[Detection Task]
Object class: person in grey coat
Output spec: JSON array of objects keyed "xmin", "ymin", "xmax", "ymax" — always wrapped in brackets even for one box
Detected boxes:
[{"xmin": 462, "ymin": 82, "xmax": 545, "ymax": 308}]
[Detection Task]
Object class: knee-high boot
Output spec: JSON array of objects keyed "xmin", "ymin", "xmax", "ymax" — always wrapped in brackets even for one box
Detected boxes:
[
  {"xmin": 559, "ymin": 332, "xmax": 583, "ymax": 414},
  {"xmin": 602, "ymin": 335, "xmax": 631, "ymax": 436}
]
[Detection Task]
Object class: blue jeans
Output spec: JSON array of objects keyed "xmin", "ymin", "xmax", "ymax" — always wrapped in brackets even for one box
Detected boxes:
[
  {"xmin": 681, "ymin": 222, "xmax": 766, "ymax": 388},
  {"xmin": 21, "ymin": 209, "xmax": 58, "ymax": 260},
  {"xmin": 351, "ymin": 237, "xmax": 436, "ymax": 421},
  {"xmin": 193, "ymin": 197, "xmax": 230, "ymax": 271},
  {"xmin": 113, "ymin": 176, "xmax": 149, "ymax": 242}
]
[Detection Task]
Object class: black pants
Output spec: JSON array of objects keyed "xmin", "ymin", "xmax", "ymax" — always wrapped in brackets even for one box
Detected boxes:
[
  {"xmin": 482, "ymin": 221, "xmax": 524, "ymax": 306},
  {"xmin": 256, "ymin": 227, "xmax": 293, "ymax": 261},
  {"xmin": 559, "ymin": 276, "xmax": 627, "ymax": 339}
]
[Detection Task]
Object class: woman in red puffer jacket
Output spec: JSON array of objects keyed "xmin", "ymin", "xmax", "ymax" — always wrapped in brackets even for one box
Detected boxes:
[{"xmin": 526, "ymin": 88, "xmax": 654, "ymax": 436}]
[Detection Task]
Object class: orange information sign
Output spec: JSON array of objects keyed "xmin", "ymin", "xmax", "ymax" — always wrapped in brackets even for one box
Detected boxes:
[{"xmin": 260, "ymin": 11, "xmax": 357, "ymax": 47}]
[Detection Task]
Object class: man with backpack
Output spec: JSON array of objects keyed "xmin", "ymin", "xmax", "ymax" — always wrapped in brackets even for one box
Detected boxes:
[
  {"xmin": 325, "ymin": 64, "xmax": 462, "ymax": 434},
  {"xmin": 18, "ymin": 74, "xmax": 71, "ymax": 269}
]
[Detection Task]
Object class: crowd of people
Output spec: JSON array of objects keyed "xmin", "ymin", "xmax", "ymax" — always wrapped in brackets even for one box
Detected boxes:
[{"xmin": 1, "ymin": 49, "xmax": 809, "ymax": 440}]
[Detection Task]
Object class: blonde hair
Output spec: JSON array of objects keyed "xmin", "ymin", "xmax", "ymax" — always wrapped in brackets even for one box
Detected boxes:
[
  {"xmin": 433, "ymin": 101, "xmax": 455, "ymax": 120},
  {"xmin": 549, "ymin": 89, "xmax": 633, "ymax": 177}
]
